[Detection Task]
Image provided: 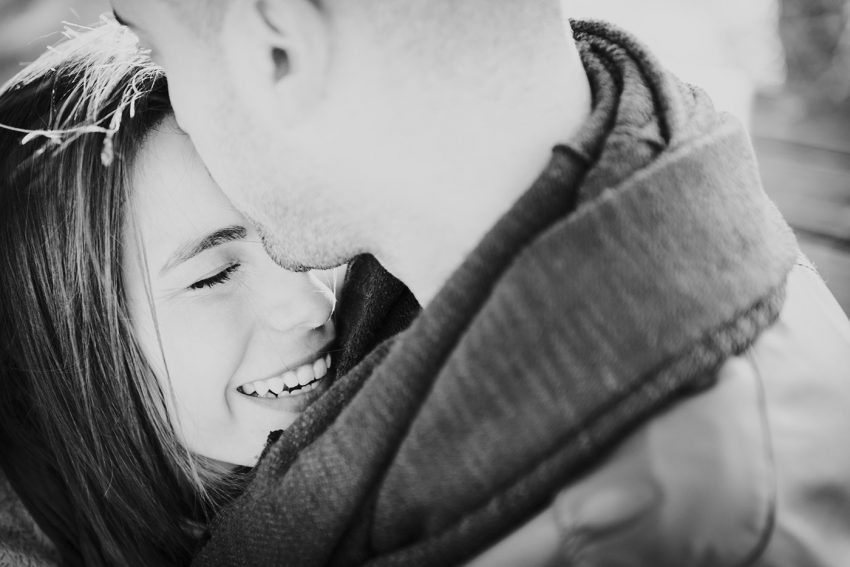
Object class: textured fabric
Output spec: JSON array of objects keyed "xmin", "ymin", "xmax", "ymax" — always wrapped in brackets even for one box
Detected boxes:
[
  {"xmin": 0, "ymin": 415, "xmax": 82, "ymax": 566},
  {"xmin": 461, "ymin": 260, "xmax": 850, "ymax": 567},
  {"xmin": 193, "ymin": 20, "xmax": 797, "ymax": 567},
  {"xmin": 0, "ymin": 471, "xmax": 58, "ymax": 567}
]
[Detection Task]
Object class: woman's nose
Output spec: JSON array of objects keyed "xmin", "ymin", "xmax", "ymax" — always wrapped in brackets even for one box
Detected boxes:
[{"xmin": 259, "ymin": 268, "xmax": 336, "ymax": 334}]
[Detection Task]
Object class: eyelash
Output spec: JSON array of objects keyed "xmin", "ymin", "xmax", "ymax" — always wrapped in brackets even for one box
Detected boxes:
[{"xmin": 189, "ymin": 263, "xmax": 241, "ymax": 291}]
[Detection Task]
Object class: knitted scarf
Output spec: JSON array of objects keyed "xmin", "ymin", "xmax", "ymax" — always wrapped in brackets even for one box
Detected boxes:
[{"xmin": 194, "ymin": 20, "xmax": 797, "ymax": 567}]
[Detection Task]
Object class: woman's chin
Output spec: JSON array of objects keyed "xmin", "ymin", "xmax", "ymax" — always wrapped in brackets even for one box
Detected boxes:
[{"xmin": 206, "ymin": 375, "xmax": 334, "ymax": 467}]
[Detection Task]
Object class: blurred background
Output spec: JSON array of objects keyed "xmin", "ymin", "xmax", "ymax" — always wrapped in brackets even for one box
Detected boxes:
[
  {"xmin": 573, "ymin": 0, "xmax": 850, "ymax": 314},
  {"xmin": 2, "ymin": 0, "xmax": 849, "ymax": 314}
]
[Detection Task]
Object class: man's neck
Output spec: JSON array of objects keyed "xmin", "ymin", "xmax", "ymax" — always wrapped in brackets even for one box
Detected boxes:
[{"xmin": 379, "ymin": 20, "xmax": 592, "ymax": 307}]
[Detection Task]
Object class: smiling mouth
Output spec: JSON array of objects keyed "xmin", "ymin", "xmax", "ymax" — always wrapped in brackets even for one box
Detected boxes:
[{"xmin": 237, "ymin": 353, "xmax": 332, "ymax": 399}]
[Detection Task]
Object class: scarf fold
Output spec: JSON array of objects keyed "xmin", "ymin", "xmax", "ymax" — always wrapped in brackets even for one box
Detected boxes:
[{"xmin": 194, "ymin": 20, "xmax": 797, "ymax": 567}]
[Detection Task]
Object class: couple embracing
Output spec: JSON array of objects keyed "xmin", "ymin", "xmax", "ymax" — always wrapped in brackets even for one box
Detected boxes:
[{"xmin": 1, "ymin": 1, "xmax": 849, "ymax": 566}]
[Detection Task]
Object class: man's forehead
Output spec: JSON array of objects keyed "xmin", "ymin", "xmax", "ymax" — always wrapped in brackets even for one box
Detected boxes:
[
  {"xmin": 111, "ymin": 0, "xmax": 161, "ymax": 31},
  {"xmin": 112, "ymin": 0, "xmax": 224, "ymax": 38},
  {"xmin": 111, "ymin": 7, "xmax": 135, "ymax": 30},
  {"xmin": 111, "ymin": 0, "xmax": 183, "ymax": 28}
]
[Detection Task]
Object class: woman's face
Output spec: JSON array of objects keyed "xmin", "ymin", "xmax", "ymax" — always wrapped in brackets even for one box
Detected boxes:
[{"xmin": 123, "ymin": 117, "xmax": 338, "ymax": 467}]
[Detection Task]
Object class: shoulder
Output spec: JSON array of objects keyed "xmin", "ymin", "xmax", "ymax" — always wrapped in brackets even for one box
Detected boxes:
[
  {"xmin": 747, "ymin": 260, "xmax": 850, "ymax": 566},
  {"xmin": 466, "ymin": 262, "xmax": 850, "ymax": 566}
]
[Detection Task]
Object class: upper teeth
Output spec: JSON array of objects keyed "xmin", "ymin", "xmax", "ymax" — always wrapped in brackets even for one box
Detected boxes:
[{"xmin": 239, "ymin": 354, "xmax": 332, "ymax": 398}]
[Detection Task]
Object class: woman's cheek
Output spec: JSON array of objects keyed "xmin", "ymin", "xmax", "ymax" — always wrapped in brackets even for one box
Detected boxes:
[{"xmin": 157, "ymin": 296, "xmax": 252, "ymax": 408}]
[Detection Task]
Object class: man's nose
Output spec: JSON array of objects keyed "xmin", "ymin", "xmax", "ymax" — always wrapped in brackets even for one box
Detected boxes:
[{"xmin": 261, "ymin": 270, "xmax": 336, "ymax": 334}]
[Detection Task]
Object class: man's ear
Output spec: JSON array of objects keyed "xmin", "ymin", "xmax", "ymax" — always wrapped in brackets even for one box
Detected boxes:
[{"xmin": 221, "ymin": 0, "xmax": 330, "ymax": 125}]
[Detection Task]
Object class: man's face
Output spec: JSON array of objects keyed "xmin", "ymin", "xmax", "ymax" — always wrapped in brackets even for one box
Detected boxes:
[{"xmin": 110, "ymin": 0, "xmax": 365, "ymax": 270}]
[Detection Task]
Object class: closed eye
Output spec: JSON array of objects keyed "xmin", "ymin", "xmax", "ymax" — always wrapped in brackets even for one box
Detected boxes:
[{"xmin": 189, "ymin": 263, "xmax": 241, "ymax": 290}]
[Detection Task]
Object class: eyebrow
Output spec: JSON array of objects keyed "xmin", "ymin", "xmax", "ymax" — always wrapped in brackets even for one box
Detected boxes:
[{"xmin": 161, "ymin": 225, "xmax": 248, "ymax": 274}]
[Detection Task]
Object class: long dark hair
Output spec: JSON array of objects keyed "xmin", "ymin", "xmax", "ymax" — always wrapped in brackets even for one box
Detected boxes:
[{"xmin": 0, "ymin": 21, "xmax": 237, "ymax": 566}]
